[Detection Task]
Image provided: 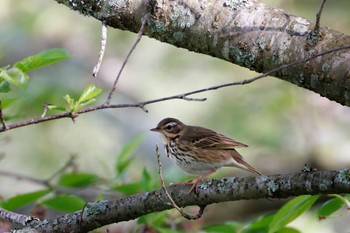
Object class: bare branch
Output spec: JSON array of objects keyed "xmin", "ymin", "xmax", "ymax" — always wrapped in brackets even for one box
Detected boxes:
[
  {"xmin": 27, "ymin": 169, "xmax": 350, "ymax": 232},
  {"xmin": 105, "ymin": 14, "xmax": 149, "ymax": 104},
  {"xmin": 93, "ymin": 21, "xmax": 108, "ymax": 78}
]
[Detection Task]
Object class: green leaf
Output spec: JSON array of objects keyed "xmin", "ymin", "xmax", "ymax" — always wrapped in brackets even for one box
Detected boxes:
[
  {"xmin": 75, "ymin": 98, "xmax": 96, "ymax": 111},
  {"xmin": 140, "ymin": 168, "xmax": 151, "ymax": 190},
  {"xmin": 268, "ymin": 195, "xmax": 319, "ymax": 233},
  {"xmin": 243, "ymin": 214, "xmax": 274, "ymax": 233},
  {"xmin": 318, "ymin": 196, "xmax": 346, "ymax": 218},
  {"xmin": 1, "ymin": 67, "xmax": 29, "ymax": 89},
  {"xmin": 113, "ymin": 182, "xmax": 141, "ymax": 195},
  {"xmin": 0, "ymin": 80, "xmax": 11, "ymax": 93},
  {"xmin": 115, "ymin": 134, "xmax": 144, "ymax": 175},
  {"xmin": 276, "ymin": 227, "xmax": 301, "ymax": 233},
  {"xmin": 47, "ymin": 105, "xmax": 66, "ymax": 112},
  {"xmin": 0, "ymin": 99, "xmax": 16, "ymax": 109},
  {"xmin": 78, "ymin": 84, "xmax": 102, "ymax": 104},
  {"xmin": 203, "ymin": 221, "xmax": 241, "ymax": 233},
  {"xmin": 58, "ymin": 173, "xmax": 99, "ymax": 188},
  {"xmin": 14, "ymin": 48, "xmax": 71, "ymax": 72},
  {"xmin": 63, "ymin": 94, "xmax": 76, "ymax": 112},
  {"xmin": 1, "ymin": 189, "xmax": 51, "ymax": 211},
  {"xmin": 42, "ymin": 194, "xmax": 85, "ymax": 212}
]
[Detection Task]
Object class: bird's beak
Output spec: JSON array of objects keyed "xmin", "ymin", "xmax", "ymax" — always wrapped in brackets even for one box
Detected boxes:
[{"xmin": 150, "ymin": 127, "xmax": 160, "ymax": 132}]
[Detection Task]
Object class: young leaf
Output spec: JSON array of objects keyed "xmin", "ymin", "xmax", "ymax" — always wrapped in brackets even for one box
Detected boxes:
[
  {"xmin": 0, "ymin": 98, "xmax": 15, "ymax": 108},
  {"xmin": 41, "ymin": 194, "xmax": 85, "ymax": 212},
  {"xmin": 0, "ymin": 80, "xmax": 11, "ymax": 93},
  {"xmin": 115, "ymin": 134, "xmax": 144, "ymax": 175},
  {"xmin": 47, "ymin": 105, "xmax": 66, "ymax": 112},
  {"xmin": 78, "ymin": 84, "xmax": 102, "ymax": 104},
  {"xmin": 75, "ymin": 98, "xmax": 96, "ymax": 111},
  {"xmin": 318, "ymin": 196, "xmax": 345, "ymax": 218},
  {"xmin": 58, "ymin": 173, "xmax": 99, "ymax": 188},
  {"xmin": 1, "ymin": 189, "xmax": 51, "ymax": 211},
  {"xmin": 1, "ymin": 67, "xmax": 29, "ymax": 89},
  {"xmin": 268, "ymin": 195, "xmax": 319, "ymax": 233},
  {"xmin": 14, "ymin": 48, "xmax": 71, "ymax": 72},
  {"xmin": 63, "ymin": 94, "xmax": 76, "ymax": 112}
]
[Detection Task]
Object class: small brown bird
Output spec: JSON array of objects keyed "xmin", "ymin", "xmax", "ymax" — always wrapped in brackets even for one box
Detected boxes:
[{"xmin": 151, "ymin": 117, "xmax": 261, "ymax": 193}]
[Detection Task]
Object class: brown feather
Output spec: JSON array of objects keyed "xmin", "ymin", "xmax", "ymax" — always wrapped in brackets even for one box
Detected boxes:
[{"xmin": 181, "ymin": 125, "xmax": 248, "ymax": 149}]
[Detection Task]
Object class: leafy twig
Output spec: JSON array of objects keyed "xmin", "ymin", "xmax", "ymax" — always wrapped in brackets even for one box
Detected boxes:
[
  {"xmin": 1, "ymin": 45, "xmax": 350, "ymax": 133},
  {"xmin": 105, "ymin": 14, "xmax": 149, "ymax": 104},
  {"xmin": 155, "ymin": 145, "xmax": 206, "ymax": 220}
]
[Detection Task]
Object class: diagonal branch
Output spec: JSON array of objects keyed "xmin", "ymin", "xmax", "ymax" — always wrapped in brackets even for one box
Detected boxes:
[
  {"xmin": 23, "ymin": 169, "xmax": 350, "ymax": 233},
  {"xmin": 1, "ymin": 45, "xmax": 349, "ymax": 133}
]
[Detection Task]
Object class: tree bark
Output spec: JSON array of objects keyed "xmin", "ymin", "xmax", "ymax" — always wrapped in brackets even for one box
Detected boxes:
[
  {"xmin": 54, "ymin": 0, "xmax": 350, "ymax": 106},
  {"xmin": 16, "ymin": 170, "xmax": 349, "ymax": 232}
]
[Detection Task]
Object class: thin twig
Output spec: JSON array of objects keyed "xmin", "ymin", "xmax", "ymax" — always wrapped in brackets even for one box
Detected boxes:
[
  {"xmin": 93, "ymin": 21, "xmax": 108, "ymax": 78},
  {"xmin": 0, "ymin": 101, "xmax": 7, "ymax": 131},
  {"xmin": 41, "ymin": 103, "xmax": 50, "ymax": 118},
  {"xmin": 314, "ymin": 0, "xmax": 327, "ymax": 36},
  {"xmin": 0, "ymin": 170, "xmax": 45, "ymax": 185},
  {"xmin": 156, "ymin": 145, "xmax": 206, "ymax": 220},
  {"xmin": 308, "ymin": 0, "xmax": 327, "ymax": 45},
  {"xmin": 0, "ymin": 45, "xmax": 349, "ymax": 133},
  {"xmin": 105, "ymin": 14, "xmax": 149, "ymax": 104}
]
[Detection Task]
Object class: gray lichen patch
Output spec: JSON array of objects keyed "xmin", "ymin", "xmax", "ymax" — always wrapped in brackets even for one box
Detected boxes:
[
  {"xmin": 169, "ymin": 3, "xmax": 196, "ymax": 29},
  {"xmin": 267, "ymin": 180, "xmax": 279, "ymax": 196},
  {"xmin": 335, "ymin": 169, "xmax": 350, "ymax": 185}
]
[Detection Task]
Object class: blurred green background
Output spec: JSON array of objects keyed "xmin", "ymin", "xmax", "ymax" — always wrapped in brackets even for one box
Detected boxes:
[{"xmin": 1, "ymin": 0, "xmax": 350, "ymax": 232}]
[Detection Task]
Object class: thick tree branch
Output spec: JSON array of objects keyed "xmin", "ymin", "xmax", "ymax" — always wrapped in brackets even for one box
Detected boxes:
[
  {"xmin": 11, "ymin": 169, "xmax": 348, "ymax": 232},
  {"xmin": 54, "ymin": 0, "xmax": 350, "ymax": 106}
]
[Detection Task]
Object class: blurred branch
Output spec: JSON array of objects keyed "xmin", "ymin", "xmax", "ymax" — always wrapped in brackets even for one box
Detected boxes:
[
  {"xmin": 9, "ymin": 169, "xmax": 349, "ymax": 232},
  {"xmin": 54, "ymin": 0, "xmax": 350, "ymax": 106},
  {"xmin": 1, "ymin": 45, "xmax": 349, "ymax": 133}
]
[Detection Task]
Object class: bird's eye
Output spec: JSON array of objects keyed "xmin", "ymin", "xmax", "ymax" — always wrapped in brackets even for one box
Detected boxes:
[{"xmin": 165, "ymin": 124, "xmax": 173, "ymax": 131}]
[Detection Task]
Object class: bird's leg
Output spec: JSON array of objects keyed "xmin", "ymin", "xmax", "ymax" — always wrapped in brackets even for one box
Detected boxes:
[{"xmin": 188, "ymin": 169, "xmax": 216, "ymax": 194}]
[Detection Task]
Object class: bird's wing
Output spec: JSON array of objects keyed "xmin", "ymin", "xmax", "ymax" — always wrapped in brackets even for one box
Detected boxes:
[{"xmin": 182, "ymin": 126, "xmax": 248, "ymax": 150}]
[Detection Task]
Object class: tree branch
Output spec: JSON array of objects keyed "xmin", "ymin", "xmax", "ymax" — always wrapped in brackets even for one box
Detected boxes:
[
  {"xmin": 54, "ymin": 0, "xmax": 350, "ymax": 106},
  {"xmin": 1, "ymin": 44, "xmax": 349, "ymax": 133},
  {"xmin": 15, "ymin": 169, "xmax": 349, "ymax": 233}
]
